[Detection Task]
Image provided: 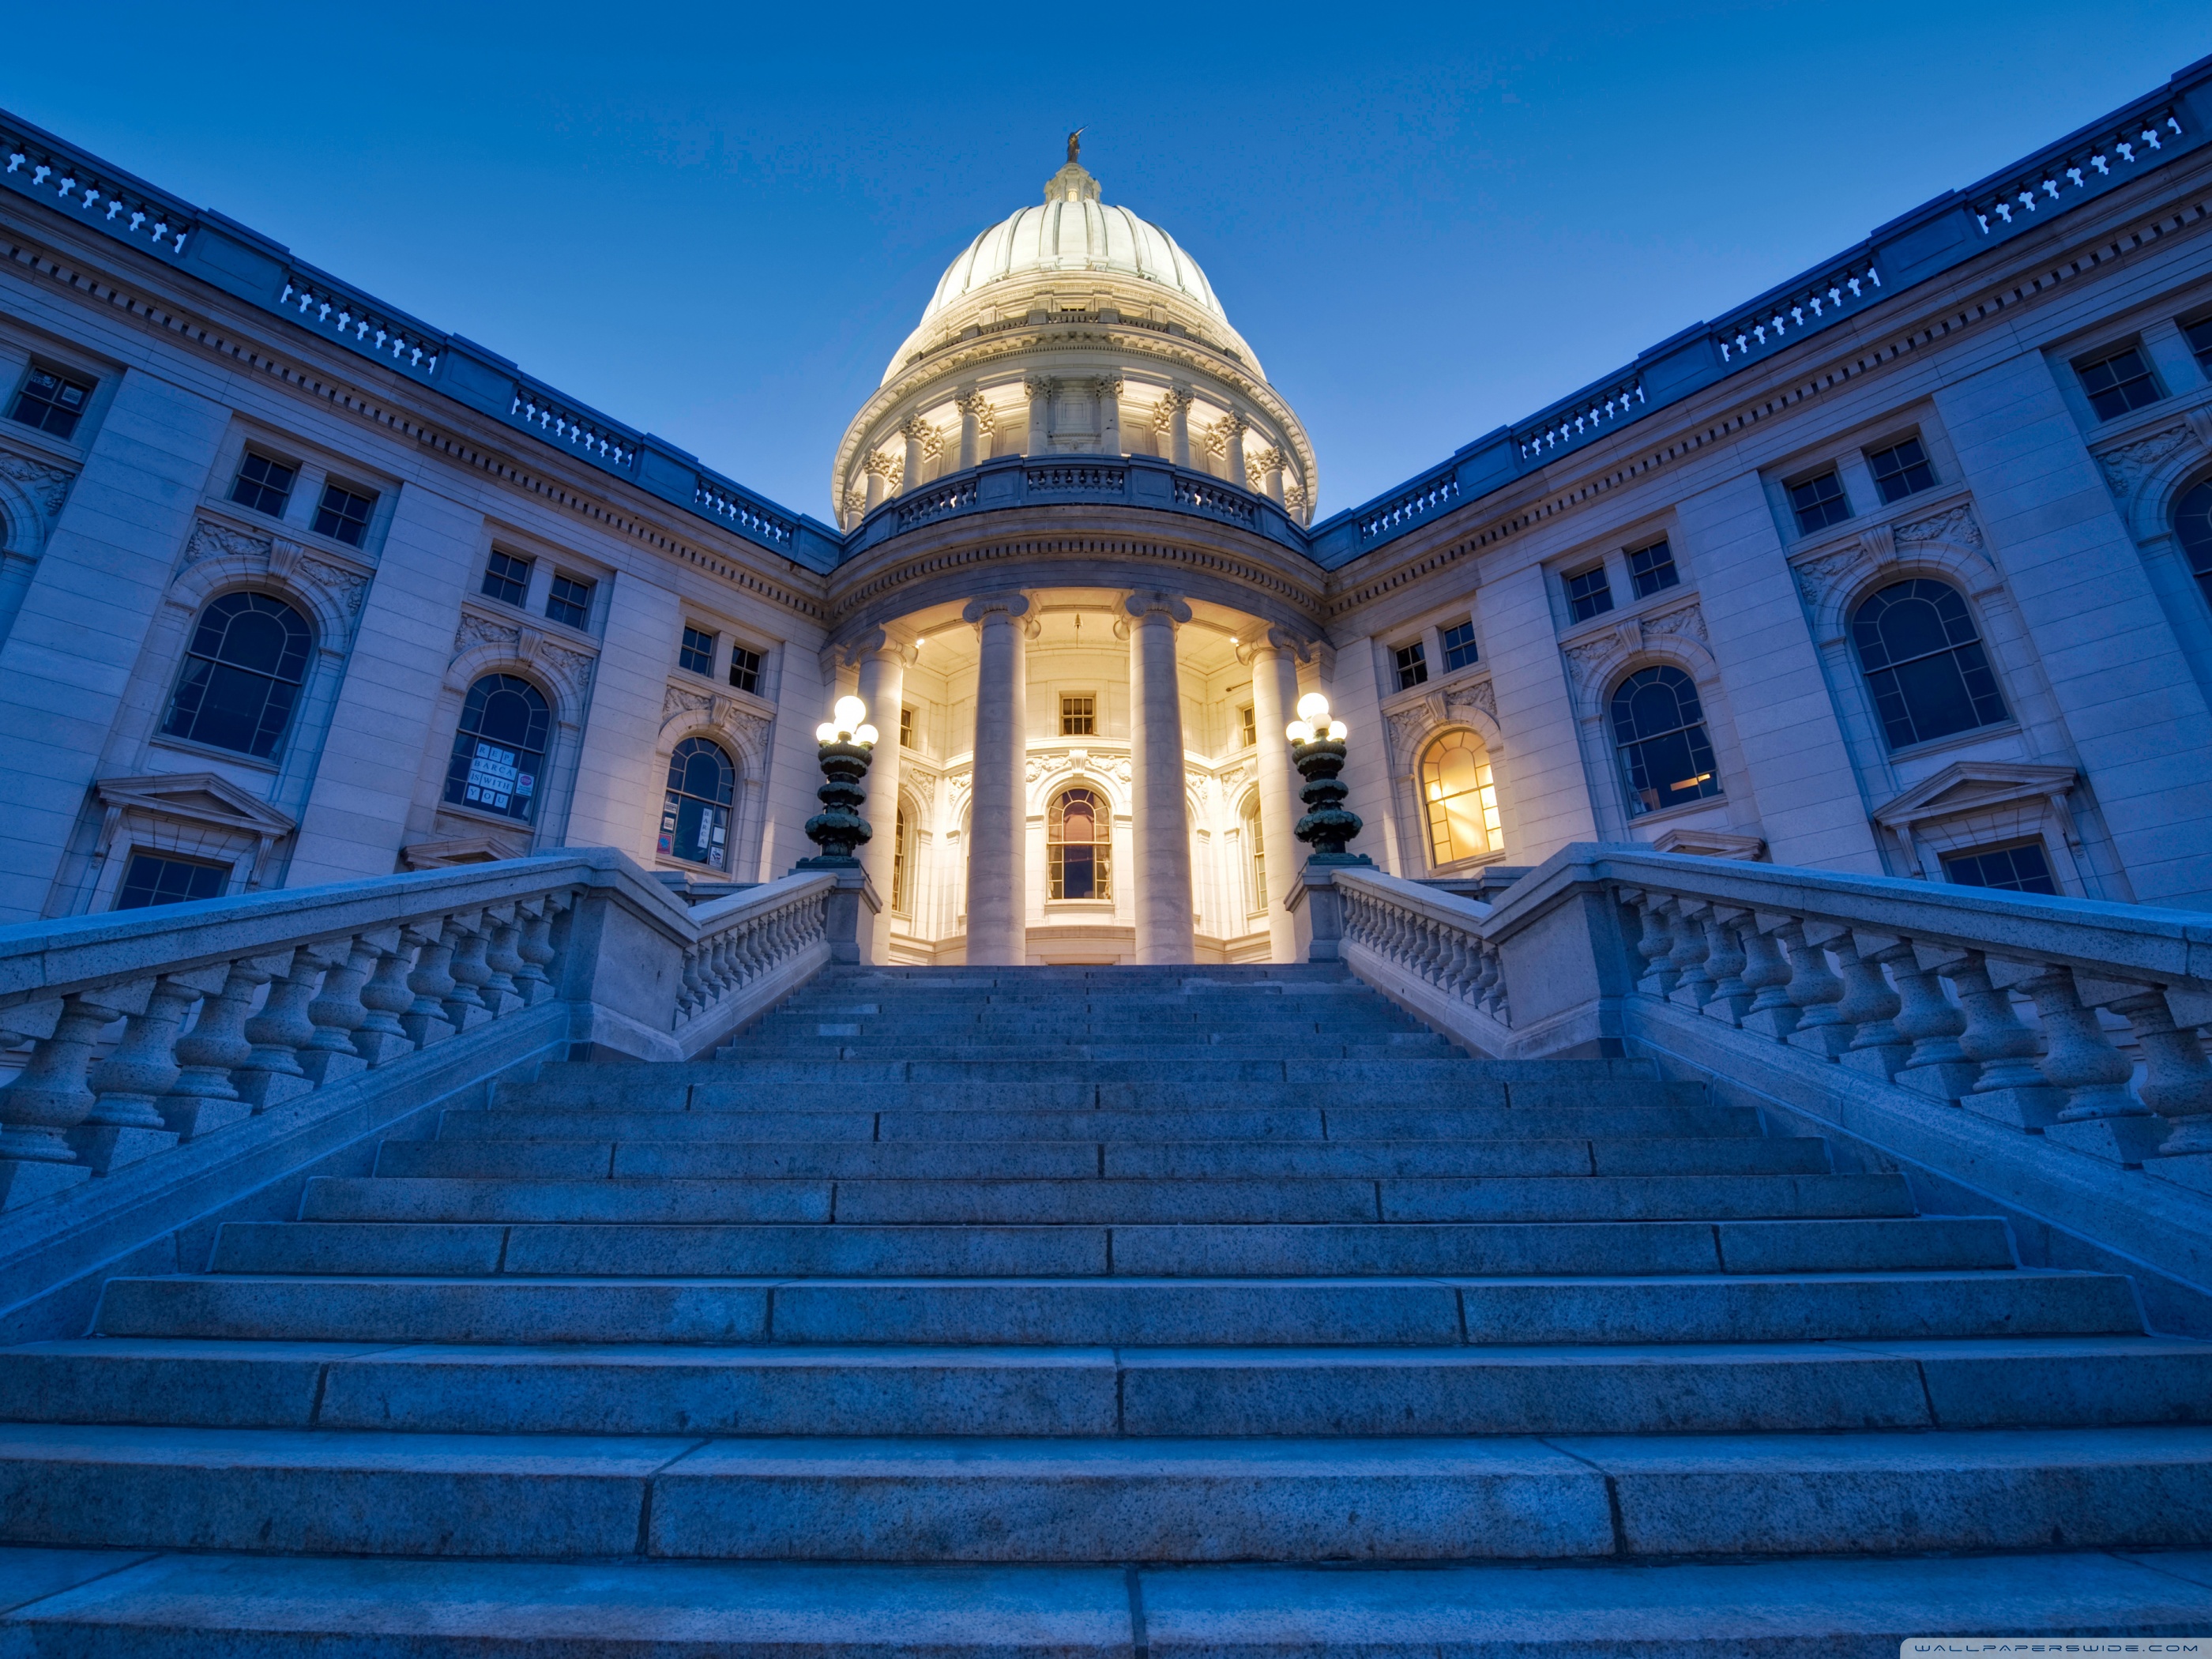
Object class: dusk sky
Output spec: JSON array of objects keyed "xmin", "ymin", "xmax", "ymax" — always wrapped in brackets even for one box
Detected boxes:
[{"xmin": 7, "ymin": 4, "xmax": 2208, "ymax": 523}]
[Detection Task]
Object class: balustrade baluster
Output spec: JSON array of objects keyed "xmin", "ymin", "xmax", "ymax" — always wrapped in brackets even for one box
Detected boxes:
[
  {"xmin": 159, "ymin": 957, "xmax": 282, "ymax": 1139},
  {"xmin": 513, "ymin": 901, "xmax": 557, "ymax": 1004},
  {"xmin": 2112, "ymin": 991, "xmax": 2212, "ymax": 1159},
  {"xmin": 442, "ymin": 915, "xmax": 496, "ymax": 1033},
  {"xmin": 1888, "ymin": 943, "xmax": 1978, "ymax": 1100},
  {"xmin": 1699, "ymin": 910, "xmax": 1753, "ymax": 1025},
  {"xmin": 300, "ymin": 937, "xmax": 376, "ymax": 1086},
  {"xmin": 679, "ymin": 948, "xmax": 708, "ymax": 1021},
  {"xmin": 1666, "ymin": 904, "xmax": 1715, "ymax": 1010},
  {"xmin": 0, "ymin": 990, "xmax": 122, "ymax": 1170},
  {"xmin": 1738, "ymin": 919, "xmax": 1799, "ymax": 1040},
  {"xmin": 77, "ymin": 974, "xmax": 211, "ymax": 1172},
  {"xmin": 2029, "ymin": 980, "xmax": 2176, "ymax": 1164},
  {"xmin": 1834, "ymin": 935, "xmax": 1909, "ymax": 1078},
  {"xmin": 1938, "ymin": 954, "xmax": 2063, "ymax": 1128},
  {"xmin": 1782, "ymin": 923, "xmax": 1854, "ymax": 1059},
  {"xmin": 353, "ymin": 933, "xmax": 419, "ymax": 1066},
  {"xmin": 480, "ymin": 910, "xmax": 526, "ymax": 1014},
  {"xmin": 402, "ymin": 923, "xmax": 460, "ymax": 1049},
  {"xmin": 235, "ymin": 949, "xmax": 329, "ymax": 1111},
  {"xmin": 1627, "ymin": 893, "xmax": 1679, "ymax": 995}
]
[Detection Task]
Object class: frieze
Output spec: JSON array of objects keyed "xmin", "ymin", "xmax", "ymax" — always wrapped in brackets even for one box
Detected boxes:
[
  {"xmin": 1641, "ymin": 598, "xmax": 1708, "ymax": 648},
  {"xmin": 1444, "ymin": 678, "xmax": 1497, "ymax": 724},
  {"xmin": 1790, "ymin": 543, "xmax": 1865, "ymax": 608},
  {"xmin": 1892, "ymin": 502, "xmax": 1986, "ymax": 551},
  {"xmin": 180, "ymin": 520, "xmax": 272, "ymax": 568},
  {"xmin": 2094, "ymin": 424, "xmax": 2195, "ymax": 498},
  {"xmin": 0, "ymin": 447, "xmax": 75, "ymax": 520},
  {"xmin": 295, "ymin": 555, "xmax": 369, "ymax": 615}
]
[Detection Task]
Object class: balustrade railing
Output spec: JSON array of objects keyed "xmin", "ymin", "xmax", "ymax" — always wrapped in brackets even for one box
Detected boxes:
[
  {"xmin": 0, "ymin": 854, "xmax": 837, "ymax": 1211},
  {"xmin": 1334, "ymin": 871, "xmax": 1510, "ymax": 1027}
]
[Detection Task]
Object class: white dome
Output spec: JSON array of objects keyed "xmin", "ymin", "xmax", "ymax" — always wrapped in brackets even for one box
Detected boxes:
[{"xmin": 920, "ymin": 167, "xmax": 1227, "ymax": 328}]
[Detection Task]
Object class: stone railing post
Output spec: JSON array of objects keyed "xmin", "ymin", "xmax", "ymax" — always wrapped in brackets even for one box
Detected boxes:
[
  {"xmin": 1939, "ymin": 954, "xmax": 2063, "ymax": 1128},
  {"xmin": 1888, "ymin": 942, "xmax": 1977, "ymax": 1101},
  {"xmin": 235, "ymin": 948, "xmax": 328, "ymax": 1112},
  {"xmin": 159, "ymin": 956, "xmax": 284, "ymax": 1141},
  {"xmin": 75, "ymin": 973, "xmax": 213, "ymax": 1172},
  {"xmin": 0, "ymin": 990, "xmax": 123, "ymax": 1202},
  {"xmin": 1698, "ymin": 908, "xmax": 1753, "ymax": 1025},
  {"xmin": 1834, "ymin": 934, "xmax": 1909, "ymax": 1079},
  {"xmin": 402, "ymin": 923, "xmax": 460, "ymax": 1049},
  {"xmin": 1778, "ymin": 921, "xmax": 1849, "ymax": 1057},
  {"xmin": 1737, "ymin": 918, "xmax": 1800, "ymax": 1041}
]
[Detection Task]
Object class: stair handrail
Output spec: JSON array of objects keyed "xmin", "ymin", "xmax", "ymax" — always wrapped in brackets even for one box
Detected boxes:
[{"xmin": 0, "ymin": 850, "xmax": 837, "ymax": 1209}]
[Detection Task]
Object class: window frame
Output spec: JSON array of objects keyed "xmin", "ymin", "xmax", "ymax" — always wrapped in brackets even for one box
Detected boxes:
[
  {"xmin": 442, "ymin": 672, "xmax": 554, "ymax": 823},
  {"xmin": 230, "ymin": 449, "xmax": 299, "ymax": 521},
  {"xmin": 1625, "ymin": 540, "xmax": 1680, "ymax": 601},
  {"xmin": 481, "ymin": 549, "xmax": 534, "ymax": 609},
  {"xmin": 1939, "ymin": 838, "xmax": 2059, "ymax": 897},
  {"xmin": 1563, "ymin": 563, "xmax": 1613, "ymax": 623},
  {"xmin": 1607, "ymin": 664, "xmax": 1725, "ymax": 818},
  {"xmin": 1420, "ymin": 728, "xmax": 1502, "ymax": 868},
  {"xmin": 1848, "ymin": 577, "xmax": 2011, "ymax": 752},
  {"xmin": 2182, "ymin": 310, "xmax": 2212, "ymax": 374},
  {"xmin": 658, "ymin": 735, "xmax": 738, "ymax": 870},
  {"xmin": 898, "ymin": 705, "xmax": 916, "ymax": 750},
  {"xmin": 159, "ymin": 589, "xmax": 316, "ymax": 762},
  {"xmin": 310, "ymin": 480, "xmax": 377, "ymax": 547},
  {"xmin": 1059, "ymin": 693, "xmax": 1097, "ymax": 737},
  {"xmin": 1439, "ymin": 619, "xmax": 1480, "ymax": 672},
  {"xmin": 1392, "ymin": 640, "xmax": 1429, "ymax": 690},
  {"xmin": 544, "ymin": 571, "xmax": 596, "ymax": 632},
  {"xmin": 2173, "ymin": 473, "xmax": 2212, "ymax": 614},
  {"xmin": 726, "ymin": 641, "xmax": 763, "ymax": 694},
  {"xmin": 1047, "ymin": 784, "xmax": 1111, "ymax": 901},
  {"xmin": 8, "ymin": 362, "xmax": 96, "ymax": 442},
  {"xmin": 1786, "ymin": 468, "xmax": 1852, "ymax": 537},
  {"xmin": 1237, "ymin": 703, "xmax": 1258, "ymax": 747},
  {"xmin": 114, "ymin": 850, "xmax": 231, "ymax": 911},
  {"xmin": 1865, "ymin": 435, "xmax": 1937, "ymax": 506},
  {"xmin": 678, "ymin": 624, "xmax": 718, "ymax": 678},
  {"xmin": 2073, "ymin": 340, "xmax": 2163, "ymax": 423}
]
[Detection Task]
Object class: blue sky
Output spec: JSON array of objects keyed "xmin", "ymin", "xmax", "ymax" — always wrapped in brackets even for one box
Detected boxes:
[{"xmin": 6, "ymin": 5, "xmax": 2208, "ymax": 523}]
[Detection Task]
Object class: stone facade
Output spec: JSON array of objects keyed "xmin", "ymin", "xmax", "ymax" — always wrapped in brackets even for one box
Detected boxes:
[{"xmin": 5, "ymin": 72, "xmax": 2212, "ymax": 952}]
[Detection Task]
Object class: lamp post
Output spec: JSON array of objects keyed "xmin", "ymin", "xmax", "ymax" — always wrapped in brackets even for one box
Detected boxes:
[
  {"xmin": 1285, "ymin": 693, "xmax": 1369, "ymax": 866},
  {"xmin": 798, "ymin": 696, "xmax": 879, "ymax": 868}
]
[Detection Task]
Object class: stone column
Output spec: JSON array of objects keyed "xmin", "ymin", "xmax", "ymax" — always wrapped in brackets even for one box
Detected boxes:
[
  {"xmin": 900, "ymin": 419, "xmax": 932, "ymax": 495},
  {"xmin": 1223, "ymin": 413, "xmax": 1249, "ymax": 489},
  {"xmin": 1258, "ymin": 449, "xmax": 1288, "ymax": 506},
  {"xmin": 1025, "ymin": 378, "xmax": 1054, "ymax": 457},
  {"xmin": 1164, "ymin": 387, "xmax": 1194, "ymax": 468},
  {"xmin": 852, "ymin": 628, "xmax": 918, "ymax": 962},
  {"xmin": 1242, "ymin": 628, "xmax": 1305, "ymax": 963},
  {"xmin": 863, "ymin": 453, "xmax": 893, "ymax": 513},
  {"xmin": 964, "ymin": 595, "xmax": 1033, "ymax": 965},
  {"xmin": 1124, "ymin": 591, "xmax": 1196, "ymax": 963},
  {"xmin": 1095, "ymin": 377, "xmax": 1123, "ymax": 456},
  {"xmin": 955, "ymin": 392, "xmax": 988, "ymax": 471}
]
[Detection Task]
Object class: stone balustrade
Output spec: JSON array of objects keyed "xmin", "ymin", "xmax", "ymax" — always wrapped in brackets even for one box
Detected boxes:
[
  {"xmin": 0, "ymin": 852, "xmax": 839, "ymax": 1212},
  {"xmin": 1334, "ymin": 870, "xmax": 1510, "ymax": 1028}
]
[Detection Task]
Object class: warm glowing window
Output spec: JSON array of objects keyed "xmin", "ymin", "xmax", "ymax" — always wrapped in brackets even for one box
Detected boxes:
[
  {"xmin": 1421, "ymin": 729, "xmax": 1501, "ymax": 865},
  {"xmin": 1048, "ymin": 785, "xmax": 1109, "ymax": 900},
  {"xmin": 1060, "ymin": 694, "xmax": 1095, "ymax": 735},
  {"xmin": 1241, "ymin": 795, "xmax": 1266, "ymax": 915},
  {"xmin": 892, "ymin": 803, "xmax": 914, "ymax": 913}
]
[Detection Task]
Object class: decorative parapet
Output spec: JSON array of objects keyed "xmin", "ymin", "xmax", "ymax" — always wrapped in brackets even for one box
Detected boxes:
[
  {"xmin": 1356, "ymin": 471, "xmax": 1461, "ymax": 541},
  {"xmin": 1711, "ymin": 262, "xmax": 1881, "ymax": 365},
  {"xmin": 694, "ymin": 476, "xmax": 799, "ymax": 548},
  {"xmin": 1970, "ymin": 107, "xmax": 2187, "ymax": 235},
  {"xmin": 279, "ymin": 269, "xmax": 444, "ymax": 378},
  {"xmin": 1514, "ymin": 373, "xmax": 1648, "ymax": 458},
  {"xmin": 2, "ymin": 122, "xmax": 194, "ymax": 256}
]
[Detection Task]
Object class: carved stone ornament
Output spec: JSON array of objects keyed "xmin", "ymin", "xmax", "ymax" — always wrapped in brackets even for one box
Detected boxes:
[
  {"xmin": 1892, "ymin": 502, "xmax": 1986, "ymax": 551},
  {"xmin": 180, "ymin": 520, "xmax": 273, "ymax": 569},
  {"xmin": 1790, "ymin": 543, "xmax": 1864, "ymax": 608},
  {"xmin": 0, "ymin": 448, "xmax": 76, "ymax": 520},
  {"xmin": 1444, "ymin": 679, "xmax": 1497, "ymax": 724},
  {"xmin": 2095, "ymin": 424, "xmax": 2195, "ymax": 498},
  {"xmin": 1561, "ymin": 634, "xmax": 1620, "ymax": 700},
  {"xmin": 1642, "ymin": 599, "xmax": 1708, "ymax": 649},
  {"xmin": 295, "ymin": 555, "xmax": 369, "ymax": 616},
  {"xmin": 453, "ymin": 614, "xmax": 595, "ymax": 710},
  {"xmin": 454, "ymin": 614, "xmax": 521, "ymax": 656},
  {"xmin": 1386, "ymin": 705, "xmax": 1434, "ymax": 766}
]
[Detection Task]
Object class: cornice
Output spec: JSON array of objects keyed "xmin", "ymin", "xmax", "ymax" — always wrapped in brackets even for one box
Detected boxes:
[
  {"xmin": 0, "ymin": 208, "xmax": 830, "ymax": 623},
  {"xmin": 1320, "ymin": 156, "xmax": 2212, "ymax": 625}
]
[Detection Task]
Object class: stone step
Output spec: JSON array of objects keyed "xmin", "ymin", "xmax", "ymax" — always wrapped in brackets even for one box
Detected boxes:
[
  {"xmin": 6, "ymin": 1545, "xmax": 2210, "ymax": 1656},
  {"xmin": 723, "ymin": 1040, "xmax": 1463, "ymax": 1063},
  {"xmin": 294, "ymin": 1171, "xmax": 1907, "ymax": 1226},
  {"xmin": 6, "ymin": 1335, "xmax": 2208, "ymax": 1438},
  {"xmin": 209, "ymin": 1216, "xmax": 2017, "ymax": 1281},
  {"xmin": 2, "ymin": 1421, "xmax": 2206, "ymax": 1562},
  {"xmin": 94, "ymin": 1271, "xmax": 2138, "ymax": 1348},
  {"xmin": 747, "ymin": 1006, "xmax": 1431, "ymax": 1031},
  {"xmin": 374, "ymin": 1136, "xmax": 1830, "ymax": 1183}
]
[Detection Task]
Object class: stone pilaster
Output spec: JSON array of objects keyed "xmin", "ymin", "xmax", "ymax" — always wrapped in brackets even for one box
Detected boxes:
[
  {"xmin": 850, "ymin": 627, "xmax": 919, "ymax": 961},
  {"xmin": 1242, "ymin": 628, "xmax": 1306, "ymax": 963},
  {"xmin": 1124, "ymin": 590, "xmax": 1196, "ymax": 963},
  {"xmin": 963, "ymin": 594, "xmax": 1033, "ymax": 964}
]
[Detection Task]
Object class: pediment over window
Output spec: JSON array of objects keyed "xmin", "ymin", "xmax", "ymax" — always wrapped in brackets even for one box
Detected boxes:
[
  {"xmin": 1870, "ymin": 762, "xmax": 2078, "ymax": 832},
  {"xmin": 92, "ymin": 773, "xmax": 297, "ymax": 838},
  {"xmin": 401, "ymin": 833, "xmax": 527, "ymax": 871},
  {"xmin": 1650, "ymin": 827, "xmax": 1766, "ymax": 860}
]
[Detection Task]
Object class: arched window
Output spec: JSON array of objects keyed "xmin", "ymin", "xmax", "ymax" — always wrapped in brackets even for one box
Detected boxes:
[
  {"xmin": 2177, "ymin": 478, "xmax": 2212, "ymax": 610},
  {"xmin": 1240, "ymin": 793, "xmax": 1266, "ymax": 916},
  {"xmin": 1850, "ymin": 578, "xmax": 2008, "ymax": 750},
  {"xmin": 659, "ymin": 736, "xmax": 736, "ymax": 868},
  {"xmin": 1609, "ymin": 666, "xmax": 1722, "ymax": 817},
  {"xmin": 891, "ymin": 803, "xmax": 914, "ymax": 914},
  {"xmin": 1048, "ymin": 785, "xmax": 1109, "ymax": 900},
  {"xmin": 160, "ymin": 592, "xmax": 312, "ymax": 758},
  {"xmin": 1422, "ymin": 729, "xmax": 1501, "ymax": 865},
  {"xmin": 443, "ymin": 674, "xmax": 551, "ymax": 822}
]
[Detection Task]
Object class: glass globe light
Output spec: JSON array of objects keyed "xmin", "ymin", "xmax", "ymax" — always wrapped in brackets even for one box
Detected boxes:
[
  {"xmin": 1285, "ymin": 719, "xmax": 1315, "ymax": 744},
  {"xmin": 1326, "ymin": 720, "xmax": 1348, "ymax": 741},
  {"xmin": 852, "ymin": 724, "xmax": 879, "ymax": 747},
  {"xmin": 814, "ymin": 722, "xmax": 840, "ymax": 744},
  {"xmin": 1296, "ymin": 692, "xmax": 1331, "ymax": 722},
  {"xmin": 833, "ymin": 695, "xmax": 867, "ymax": 732}
]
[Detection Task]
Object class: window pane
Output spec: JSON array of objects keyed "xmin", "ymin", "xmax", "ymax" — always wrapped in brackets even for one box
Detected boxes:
[
  {"xmin": 1061, "ymin": 695, "xmax": 1095, "ymax": 735},
  {"xmin": 2078, "ymin": 346, "xmax": 2160, "ymax": 421},
  {"xmin": 161, "ymin": 592, "xmax": 313, "ymax": 758},
  {"xmin": 1942, "ymin": 841, "xmax": 2057, "ymax": 896},
  {"xmin": 10, "ymin": 367, "xmax": 92, "ymax": 439},
  {"xmin": 312, "ymin": 483, "xmax": 375, "ymax": 546},
  {"xmin": 1440, "ymin": 620, "xmax": 1479, "ymax": 670},
  {"xmin": 1608, "ymin": 667, "xmax": 1721, "ymax": 815},
  {"xmin": 1789, "ymin": 471, "xmax": 1850, "ymax": 535},
  {"xmin": 546, "ymin": 574, "xmax": 593, "ymax": 630},
  {"xmin": 728, "ymin": 645, "xmax": 762, "ymax": 693},
  {"xmin": 482, "ymin": 551, "xmax": 532, "ymax": 607},
  {"xmin": 679, "ymin": 626, "xmax": 717, "ymax": 675},
  {"xmin": 231, "ymin": 453, "xmax": 295, "ymax": 518},
  {"xmin": 2186, "ymin": 317, "xmax": 2212, "ymax": 372},
  {"xmin": 443, "ymin": 675, "xmax": 550, "ymax": 821},
  {"xmin": 1850, "ymin": 580, "xmax": 2008, "ymax": 749},
  {"xmin": 1627, "ymin": 541, "xmax": 1678, "ymax": 600},
  {"xmin": 116, "ymin": 852, "xmax": 228, "ymax": 909},
  {"xmin": 1394, "ymin": 642, "xmax": 1428, "ymax": 689},
  {"xmin": 1868, "ymin": 438, "xmax": 1936, "ymax": 504},
  {"xmin": 1422, "ymin": 730, "xmax": 1497, "ymax": 863},
  {"xmin": 1565, "ymin": 566, "xmax": 1612, "ymax": 622}
]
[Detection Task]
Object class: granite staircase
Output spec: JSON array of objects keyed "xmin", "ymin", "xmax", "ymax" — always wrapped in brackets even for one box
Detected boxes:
[{"xmin": 2, "ymin": 963, "xmax": 2211, "ymax": 1653}]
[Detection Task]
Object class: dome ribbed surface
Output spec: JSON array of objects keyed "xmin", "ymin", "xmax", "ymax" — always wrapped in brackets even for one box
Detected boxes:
[{"xmin": 921, "ymin": 197, "xmax": 1225, "ymax": 324}]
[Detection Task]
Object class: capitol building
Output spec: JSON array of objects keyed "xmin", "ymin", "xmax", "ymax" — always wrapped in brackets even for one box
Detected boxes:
[{"xmin": 4, "ymin": 88, "xmax": 2212, "ymax": 961}]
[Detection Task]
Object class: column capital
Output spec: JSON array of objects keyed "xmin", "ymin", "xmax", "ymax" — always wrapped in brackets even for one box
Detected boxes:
[
  {"xmin": 1221, "ymin": 409, "xmax": 1250, "ymax": 438},
  {"xmin": 1121, "ymin": 590, "xmax": 1193, "ymax": 626},
  {"xmin": 840, "ymin": 624, "xmax": 922, "ymax": 668},
  {"xmin": 1235, "ymin": 624, "xmax": 1319, "ymax": 666},
  {"xmin": 899, "ymin": 416, "xmax": 935, "ymax": 442},
  {"xmin": 863, "ymin": 451, "xmax": 899, "ymax": 479},
  {"xmin": 961, "ymin": 592, "xmax": 1034, "ymax": 626},
  {"xmin": 1161, "ymin": 386, "xmax": 1194, "ymax": 412},
  {"xmin": 1092, "ymin": 374, "xmax": 1125, "ymax": 399},
  {"xmin": 1023, "ymin": 374, "xmax": 1056, "ymax": 399},
  {"xmin": 954, "ymin": 390, "xmax": 992, "ymax": 420}
]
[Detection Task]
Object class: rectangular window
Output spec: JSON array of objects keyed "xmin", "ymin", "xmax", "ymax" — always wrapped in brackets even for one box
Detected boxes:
[
  {"xmin": 1239, "ymin": 704, "xmax": 1258, "ymax": 746},
  {"xmin": 2075, "ymin": 344, "xmax": 2161, "ymax": 421},
  {"xmin": 899, "ymin": 705, "xmax": 916, "ymax": 749},
  {"xmin": 2185, "ymin": 315, "xmax": 2212, "ymax": 373},
  {"xmin": 1627, "ymin": 540, "xmax": 1680, "ymax": 600},
  {"xmin": 115, "ymin": 852, "xmax": 228, "ymax": 910},
  {"xmin": 1787, "ymin": 470, "xmax": 1851, "ymax": 536},
  {"xmin": 1394, "ymin": 641, "xmax": 1429, "ymax": 690},
  {"xmin": 1061, "ymin": 694, "xmax": 1096, "ymax": 735},
  {"xmin": 1941, "ymin": 840, "xmax": 2058, "ymax": 897},
  {"xmin": 481, "ymin": 550, "xmax": 533, "ymax": 608},
  {"xmin": 1564, "ymin": 564, "xmax": 1613, "ymax": 623},
  {"xmin": 312, "ymin": 482, "xmax": 375, "ymax": 546},
  {"xmin": 545, "ymin": 572, "xmax": 594, "ymax": 630},
  {"xmin": 1867, "ymin": 436, "xmax": 1936, "ymax": 504},
  {"xmin": 1440, "ymin": 619, "xmax": 1480, "ymax": 670},
  {"xmin": 679, "ymin": 625, "xmax": 717, "ymax": 676},
  {"xmin": 231, "ymin": 451, "xmax": 296, "ymax": 519},
  {"xmin": 9, "ymin": 366, "xmax": 93, "ymax": 439},
  {"xmin": 727, "ymin": 643, "xmax": 762, "ymax": 694}
]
